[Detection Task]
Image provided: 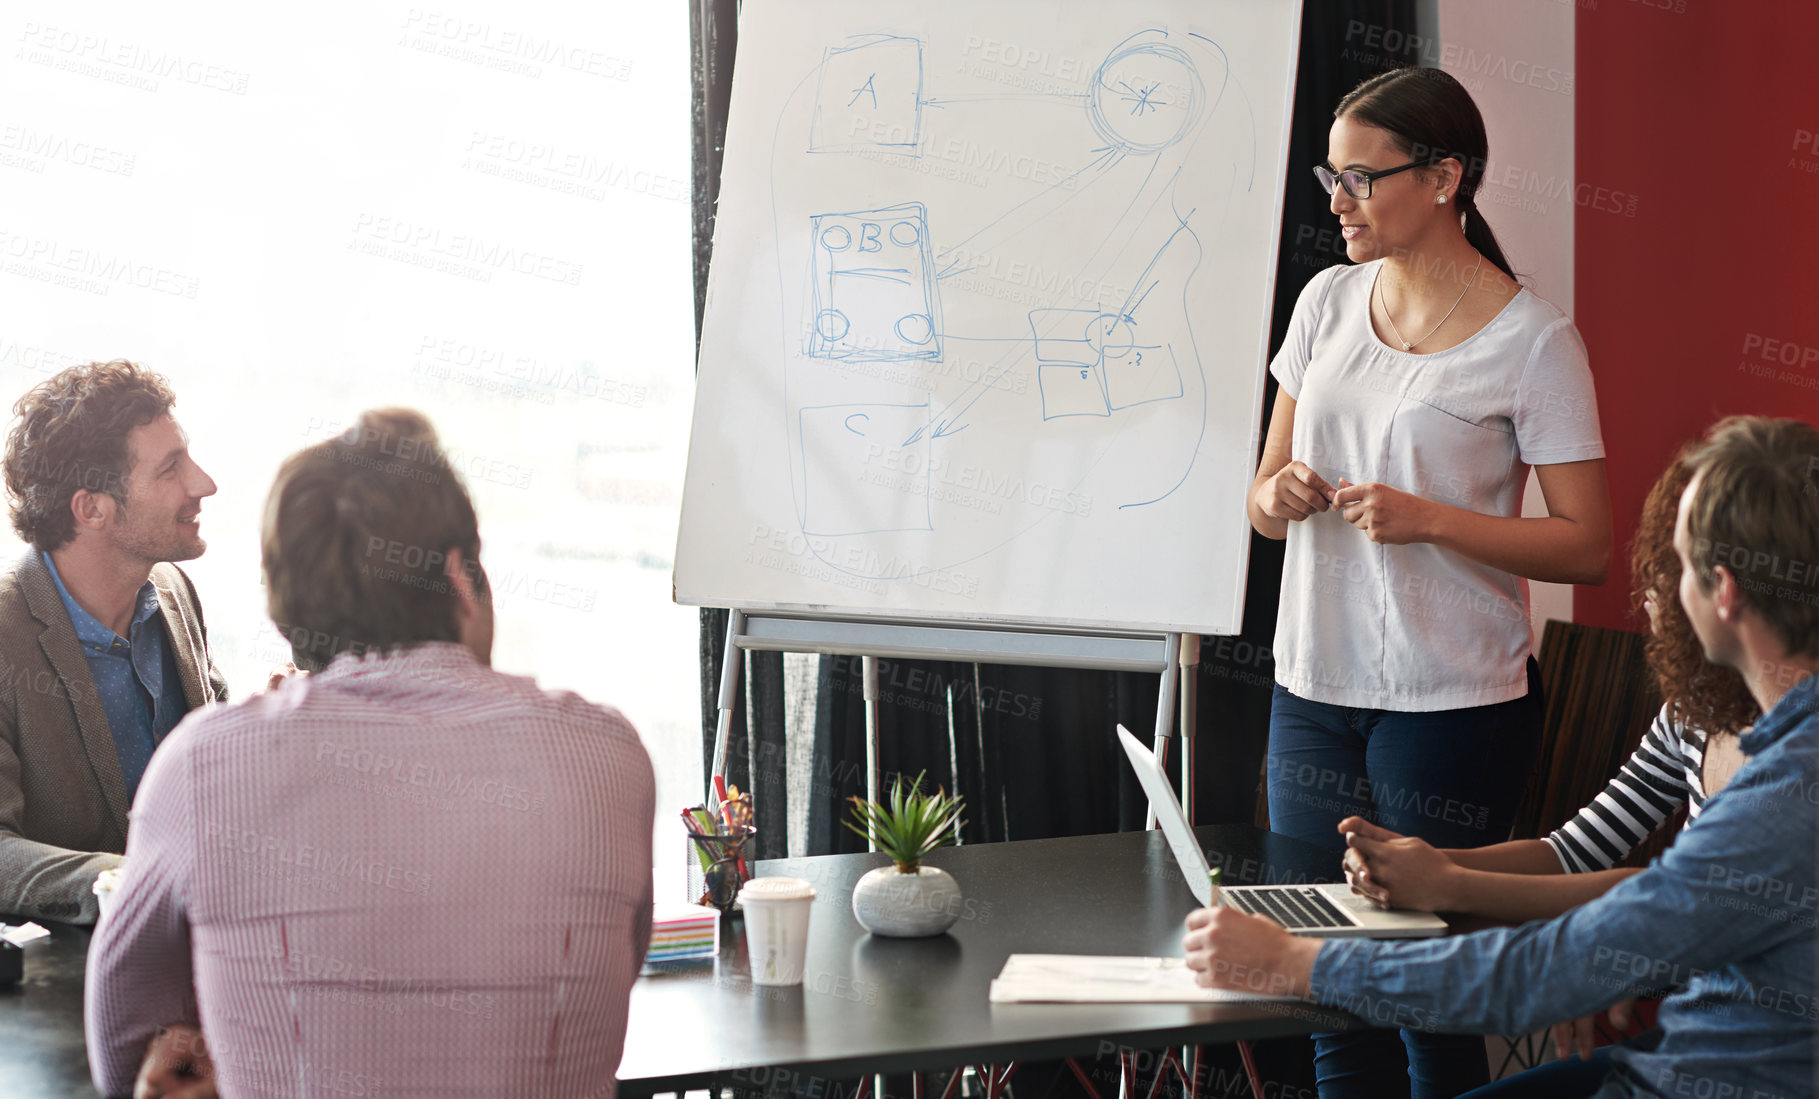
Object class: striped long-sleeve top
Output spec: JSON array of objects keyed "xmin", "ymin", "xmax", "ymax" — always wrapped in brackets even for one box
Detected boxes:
[{"xmin": 1544, "ymin": 702, "xmax": 1714, "ymax": 873}]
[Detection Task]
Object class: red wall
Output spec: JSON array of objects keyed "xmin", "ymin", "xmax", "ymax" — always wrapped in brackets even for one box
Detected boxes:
[{"xmin": 1574, "ymin": 2, "xmax": 1819, "ymax": 632}]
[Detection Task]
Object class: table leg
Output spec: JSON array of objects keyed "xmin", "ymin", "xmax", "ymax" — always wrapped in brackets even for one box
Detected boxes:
[
  {"xmin": 1236, "ymin": 1039, "xmax": 1264, "ymax": 1097},
  {"xmin": 1143, "ymin": 1047, "xmax": 1196, "ymax": 1099},
  {"xmin": 988, "ymin": 1063, "xmax": 1018, "ymax": 1099},
  {"xmin": 936, "ymin": 1068, "xmax": 964, "ymax": 1099},
  {"xmin": 1065, "ymin": 1056, "xmax": 1110, "ymax": 1099},
  {"xmin": 1143, "ymin": 1055, "xmax": 1170, "ymax": 1099}
]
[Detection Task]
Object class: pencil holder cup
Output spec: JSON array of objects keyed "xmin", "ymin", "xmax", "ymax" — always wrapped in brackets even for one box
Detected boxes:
[{"xmin": 687, "ymin": 825, "xmax": 757, "ymax": 912}]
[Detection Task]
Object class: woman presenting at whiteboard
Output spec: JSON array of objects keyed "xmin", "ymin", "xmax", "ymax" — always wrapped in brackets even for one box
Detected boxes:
[{"xmin": 1247, "ymin": 68, "xmax": 1610, "ymax": 1099}]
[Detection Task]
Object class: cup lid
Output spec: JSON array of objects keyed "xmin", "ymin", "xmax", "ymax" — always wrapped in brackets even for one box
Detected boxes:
[{"xmin": 739, "ymin": 877, "xmax": 816, "ymax": 902}]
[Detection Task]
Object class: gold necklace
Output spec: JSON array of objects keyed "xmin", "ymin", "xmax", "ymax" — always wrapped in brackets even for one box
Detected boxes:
[{"xmin": 1379, "ymin": 252, "xmax": 1484, "ymax": 351}]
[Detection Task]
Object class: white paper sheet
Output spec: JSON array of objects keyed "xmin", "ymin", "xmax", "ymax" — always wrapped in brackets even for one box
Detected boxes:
[
  {"xmin": 988, "ymin": 954, "xmax": 1301, "ymax": 1004},
  {"xmin": 0, "ymin": 922, "xmax": 51, "ymax": 947}
]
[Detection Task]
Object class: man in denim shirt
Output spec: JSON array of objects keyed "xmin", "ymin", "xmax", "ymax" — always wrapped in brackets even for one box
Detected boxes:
[{"xmin": 1186, "ymin": 416, "xmax": 1818, "ymax": 1099}]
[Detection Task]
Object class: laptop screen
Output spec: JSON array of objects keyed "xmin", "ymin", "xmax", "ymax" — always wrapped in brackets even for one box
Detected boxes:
[{"xmin": 1116, "ymin": 724, "xmax": 1213, "ymax": 908}]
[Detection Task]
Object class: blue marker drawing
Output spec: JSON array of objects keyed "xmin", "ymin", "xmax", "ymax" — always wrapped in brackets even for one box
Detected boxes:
[
  {"xmin": 1028, "ymin": 308, "xmax": 1104, "ymax": 368},
  {"xmin": 1104, "ymin": 218, "xmax": 1193, "ymax": 413},
  {"xmin": 1029, "ymin": 308, "xmax": 1112, "ymax": 419},
  {"xmin": 798, "ymin": 400, "xmax": 934, "ymax": 537},
  {"xmin": 1118, "ymin": 81, "xmax": 1165, "ymax": 116},
  {"xmin": 921, "ymin": 92, "xmax": 1089, "ymax": 109},
  {"xmin": 806, "ymin": 203, "xmax": 943, "ymax": 363},
  {"xmin": 1086, "ymin": 36, "xmax": 1206, "ymax": 156},
  {"xmin": 904, "ymin": 28, "xmax": 1219, "ymax": 446},
  {"xmin": 809, "ymin": 36, "xmax": 924, "ymax": 154},
  {"xmin": 762, "ymin": 23, "xmax": 1257, "ymax": 581},
  {"xmin": 1028, "ymin": 278, "xmax": 1182, "ymax": 421}
]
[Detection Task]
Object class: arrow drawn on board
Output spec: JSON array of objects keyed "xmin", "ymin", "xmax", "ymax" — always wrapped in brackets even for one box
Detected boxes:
[
  {"xmin": 906, "ymin": 209, "xmax": 1195, "ymax": 446},
  {"xmin": 921, "ymin": 93, "xmax": 1089, "ymax": 109}
]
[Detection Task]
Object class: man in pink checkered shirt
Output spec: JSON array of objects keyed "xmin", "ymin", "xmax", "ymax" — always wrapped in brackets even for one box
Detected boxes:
[{"xmin": 85, "ymin": 408, "xmax": 656, "ymax": 1098}]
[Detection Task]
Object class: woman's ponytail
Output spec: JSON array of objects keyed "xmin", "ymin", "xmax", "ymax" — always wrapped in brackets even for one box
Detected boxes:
[{"xmin": 1460, "ymin": 203, "xmax": 1515, "ymax": 281}]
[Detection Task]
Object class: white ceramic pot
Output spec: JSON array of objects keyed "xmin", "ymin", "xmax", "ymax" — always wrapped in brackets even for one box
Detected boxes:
[{"xmin": 851, "ymin": 864, "xmax": 962, "ymax": 937}]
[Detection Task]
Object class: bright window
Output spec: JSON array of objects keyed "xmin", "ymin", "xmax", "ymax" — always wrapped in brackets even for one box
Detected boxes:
[{"xmin": 1, "ymin": 3, "xmax": 699, "ymax": 887}]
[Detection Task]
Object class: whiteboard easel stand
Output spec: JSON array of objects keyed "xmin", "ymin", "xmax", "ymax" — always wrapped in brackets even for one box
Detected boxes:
[
  {"xmin": 709, "ymin": 610, "xmax": 1202, "ymax": 849},
  {"xmin": 1169, "ymin": 633, "xmax": 1202, "ymax": 828}
]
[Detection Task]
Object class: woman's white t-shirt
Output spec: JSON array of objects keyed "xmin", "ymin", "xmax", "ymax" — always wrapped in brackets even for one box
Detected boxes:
[{"xmin": 1268, "ymin": 260, "xmax": 1605, "ymax": 712}]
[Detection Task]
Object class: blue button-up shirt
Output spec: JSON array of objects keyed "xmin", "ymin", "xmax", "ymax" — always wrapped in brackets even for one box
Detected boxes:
[
  {"xmin": 1311, "ymin": 672, "xmax": 1817, "ymax": 1098},
  {"xmin": 42, "ymin": 552, "xmax": 190, "ymax": 803}
]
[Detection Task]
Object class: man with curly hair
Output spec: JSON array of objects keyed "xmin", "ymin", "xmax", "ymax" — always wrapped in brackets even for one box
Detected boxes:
[{"xmin": 0, "ymin": 360, "xmax": 227, "ymax": 924}]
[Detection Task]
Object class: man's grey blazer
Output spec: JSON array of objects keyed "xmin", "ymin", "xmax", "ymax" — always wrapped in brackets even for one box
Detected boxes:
[{"xmin": 0, "ymin": 549, "xmax": 228, "ymax": 923}]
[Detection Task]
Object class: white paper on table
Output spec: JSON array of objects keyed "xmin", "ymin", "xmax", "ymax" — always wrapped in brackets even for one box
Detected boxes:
[
  {"xmin": 0, "ymin": 922, "xmax": 51, "ymax": 946},
  {"xmin": 988, "ymin": 954, "xmax": 1301, "ymax": 1004}
]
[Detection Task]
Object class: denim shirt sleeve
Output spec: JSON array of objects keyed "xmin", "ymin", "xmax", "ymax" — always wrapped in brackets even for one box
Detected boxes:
[{"xmin": 1308, "ymin": 728, "xmax": 1815, "ymax": 1037}]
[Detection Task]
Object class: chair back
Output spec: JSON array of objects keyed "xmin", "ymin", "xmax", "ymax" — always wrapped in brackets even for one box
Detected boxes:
[{"xmin": 1515, "ymin": 620, "xmax": 1671, "ymax": 865}]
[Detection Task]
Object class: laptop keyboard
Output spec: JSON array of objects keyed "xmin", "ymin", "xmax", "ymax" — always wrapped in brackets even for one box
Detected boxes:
[{"xmin": 1229, "ymin": 887, "xmax": 1356, "ymax": 930}]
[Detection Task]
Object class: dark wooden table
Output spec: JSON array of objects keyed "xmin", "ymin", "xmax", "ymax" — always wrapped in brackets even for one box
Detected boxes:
[
  {"xmin": 0, "ymin": 918, "xmax": 94, "ymax": 1097},
  {"xmin": 0, "ymin": 824, "xmax": 1361, "ymax": 1097},
  {"xmin": 618, "ymin": 824, "xmax": 1360, "ymax": 1095}
]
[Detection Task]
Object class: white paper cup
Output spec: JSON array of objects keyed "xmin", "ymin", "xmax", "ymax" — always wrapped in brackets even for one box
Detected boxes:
[
  {"xmin": 92, "ymin": 867, "xmax": 124, "ymax": 925},
  {"xmin": 739, "ymin": 877, "xmax": 816, "ymax": 987}
]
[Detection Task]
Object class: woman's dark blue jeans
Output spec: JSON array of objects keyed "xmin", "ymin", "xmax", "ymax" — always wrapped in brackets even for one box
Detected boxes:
[{"xmin": 1266, "ymin": 658, "xmax": 1545, "ymax": 1099}]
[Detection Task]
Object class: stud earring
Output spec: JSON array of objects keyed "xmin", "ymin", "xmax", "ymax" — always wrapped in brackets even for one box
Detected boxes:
[{"xmin": 1436, "ymin": 194, "xmax": 1448, "ymax": 205}]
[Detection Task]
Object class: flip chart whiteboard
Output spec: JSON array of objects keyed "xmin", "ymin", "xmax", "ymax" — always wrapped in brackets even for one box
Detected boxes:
[{"xmin": 676, "ymin": 0, "xmax": 1302, "ymax": 634}]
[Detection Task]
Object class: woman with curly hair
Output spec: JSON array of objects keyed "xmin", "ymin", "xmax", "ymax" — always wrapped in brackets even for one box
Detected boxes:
[{"xmin": 1332, "ymin": 445, "xmax": 1758, "ymax": 919}]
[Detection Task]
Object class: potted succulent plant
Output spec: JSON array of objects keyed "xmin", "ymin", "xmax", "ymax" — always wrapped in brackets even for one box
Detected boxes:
[{"xmin": 844, "ymin": 772, "xmax": 967, "ymax": 937}]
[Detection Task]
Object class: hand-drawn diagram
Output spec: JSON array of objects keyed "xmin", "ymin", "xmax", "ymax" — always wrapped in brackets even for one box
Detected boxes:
[
  {"xmin": 1087, "ymin": 38, "xmax": 1205, "ymax": 155},
  {"xmin": 808, "ymin": 35, "xmax": 925, "ymax": 154},
  {"xmin": 807, "ymin": 203, "xmax": 942, "ymax": 363},
  {"xmin": 1030, "ymin": 306, "xmax": 1179, "ymax": 420},
  {"xmin": 798, "ymin": 399, "xmax": 933, "ymax": 536},
  {"xmin": 677, "ymin": 4, "xmax": 1298, "ymax": 631},
  {"xmin": 779, "ymin": 25, "xmax": 1249, "ymax": 559},
  {"xmin": 677, "ymin": 7, "xmax": 1285, "ymax": 621}
]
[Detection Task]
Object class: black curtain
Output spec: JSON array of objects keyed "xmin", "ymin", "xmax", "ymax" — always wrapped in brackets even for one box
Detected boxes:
[{"xmin": 693, "ymin": 0, "xmax": 789, "ymax": 864}]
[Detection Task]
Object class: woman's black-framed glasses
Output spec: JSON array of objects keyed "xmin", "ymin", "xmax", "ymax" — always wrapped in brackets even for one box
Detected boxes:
[{"xmin": 1314, "ymin": 157, "xmax": 1431, "ymax": 200}]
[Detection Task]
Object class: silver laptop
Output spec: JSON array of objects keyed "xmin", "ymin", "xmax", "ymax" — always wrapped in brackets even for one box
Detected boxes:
[{"xmin": 1116, "ymin": 725, "xmax": 1447, "ymax": 939}]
